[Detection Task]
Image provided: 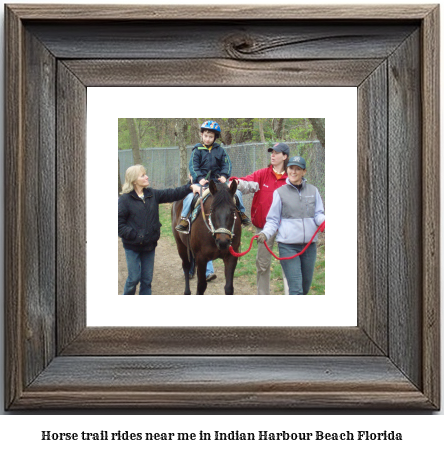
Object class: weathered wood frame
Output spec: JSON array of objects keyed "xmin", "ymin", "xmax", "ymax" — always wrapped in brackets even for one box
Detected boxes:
[{"xmin": 4, "ymin": 4, "xmax": 440, "ymax": 410}]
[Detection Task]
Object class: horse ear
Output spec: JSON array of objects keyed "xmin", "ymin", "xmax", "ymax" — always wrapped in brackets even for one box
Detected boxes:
[
  {"xmin": 209, "ymin": 180, "xmax": 218, "ymax": 195},
  {"xmin": 229, "ymin": 179, "xmax": 237, "ymax": 195}
]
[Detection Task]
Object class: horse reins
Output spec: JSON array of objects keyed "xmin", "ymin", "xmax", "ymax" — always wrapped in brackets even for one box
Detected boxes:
[{"xmin": 229, "ymin": 221, "xmax": 325, "ymax": 260}]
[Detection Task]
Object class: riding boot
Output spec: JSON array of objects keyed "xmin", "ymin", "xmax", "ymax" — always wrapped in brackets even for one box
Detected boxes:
[
  {"xmin": 240, "ymin": 212, "xmax": 252, "ymax": 226},
  {"xmin": 175, "ymin": 218, "xmax": 190, "ymax": 233}
]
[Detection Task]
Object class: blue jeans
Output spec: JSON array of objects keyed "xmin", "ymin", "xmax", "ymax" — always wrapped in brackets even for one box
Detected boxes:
[
  {"xmin": 278, "ymin": 242, "xmax": 317, "ymax": 295},
  {"xmin": 188, "ymin": 257, "xmax": 214, "ymax": 278},
  {"xmin": 205, "ymin": 261, "xmax": 214, "ymax": 276},
  {"xmin": 181, "ymin": 184, "xmax": 246, "ymax": 217},
  {"xmin": 123, "ymin": 248, "xmax": 156, "ymax": 295}
]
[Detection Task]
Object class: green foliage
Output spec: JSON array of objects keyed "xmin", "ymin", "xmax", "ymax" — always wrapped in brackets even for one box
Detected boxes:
[
  {"xmin": 309, "ymin": 244, "xmax": 325, "ymax": 295},
  {"xmin": 119, "ymin": 118, "xmax": 317, "ymax": 149},
  {"xmin": 118, "ymin": 118, "xmax": 131, "ymax": 149}
]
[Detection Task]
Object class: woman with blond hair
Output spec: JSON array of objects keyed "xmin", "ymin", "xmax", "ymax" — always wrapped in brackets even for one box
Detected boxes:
[{"xmin": 118, "ymin": 164, "xmax": 200, "ymax": 295}]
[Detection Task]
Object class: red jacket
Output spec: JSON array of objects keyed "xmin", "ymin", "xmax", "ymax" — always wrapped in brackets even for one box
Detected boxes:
[{"xmin": 230, "ymin": 165, "xmax": 288, "ymax": 229}]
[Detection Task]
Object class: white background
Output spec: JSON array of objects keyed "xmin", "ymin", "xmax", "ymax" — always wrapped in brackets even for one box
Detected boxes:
[
  {"xmin": 88, "ymin": 87, "xmax": 357, "ymax": 326},
  {"xmin": 0, "ymin": 0, "xmax": 442, "ymax": 450}
]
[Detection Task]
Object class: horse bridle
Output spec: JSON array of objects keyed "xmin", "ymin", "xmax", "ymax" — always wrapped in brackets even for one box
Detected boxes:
[{"xmin": 199, "ymin": 186, "xmax": 237, "ymax": 243}]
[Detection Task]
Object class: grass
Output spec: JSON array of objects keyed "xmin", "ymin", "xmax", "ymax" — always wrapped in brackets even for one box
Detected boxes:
[{"xmin": 159, "ymin": 203, "xmax": 325, "ymax": 295}]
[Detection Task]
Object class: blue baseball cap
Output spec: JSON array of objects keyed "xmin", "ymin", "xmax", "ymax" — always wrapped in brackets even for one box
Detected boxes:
[
  {"xmin": 268, "ymin": 143, "xmax": 290, "ymax": 155},
  {"xmin": 287, "ymin": 156, "xmax": 306, "ymax": 169}
]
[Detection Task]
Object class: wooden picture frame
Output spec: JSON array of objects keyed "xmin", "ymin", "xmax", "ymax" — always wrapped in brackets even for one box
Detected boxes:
[{"xmin": 5, "ymin": 4, "xmax": 440, "ymax": 410}]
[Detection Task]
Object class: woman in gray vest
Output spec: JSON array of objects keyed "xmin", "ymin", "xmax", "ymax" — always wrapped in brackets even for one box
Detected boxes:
[{"xmin": 257, "ymin": 156, "xmax": 325, "ymax": 295}]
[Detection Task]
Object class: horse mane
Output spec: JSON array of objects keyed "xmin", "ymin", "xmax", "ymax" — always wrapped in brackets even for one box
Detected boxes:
[{"xmin": 210, "ymin": 184, "xmax": 236, "ymax": 211}]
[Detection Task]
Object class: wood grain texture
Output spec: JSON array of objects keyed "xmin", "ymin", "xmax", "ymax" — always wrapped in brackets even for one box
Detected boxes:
[
  {"xmin": 7, "ymin": 4, "xmax": 435, "ymax": 20},
  {"xmin": 61, "ymin": 327, "xmax": 382, "ymax": 356},
  {"xmin": 421, "ymin": 6, "xmax": 440, "ymax": 409},
  {"xmin": 63, "ymin": 59, "xmax": 384, "ymax": 87},
  {"xmin": 15, "ymin": 356, "xmax": 433, "ymax": 409},
  {"xmin": 26, "ymin": 22, "xmax": 416, "ymax": 60},
  {"xmin": 4, "ymin": 4, "xmax": 24, "ymax": 411},
  {"xmin": 388, "ymin": 31, "xmax": 422, "ymax": 389},
  {"xmin": 4, "ymin": 4, "xmax": 440, "ymax": 410},
  {"xmin": 56, "ymin": 62, "xmax": 87, "ymax": 354},
  {"xmin": 21, "ymin": 28, "xmax": 57, "ymax": 387},
  {"xmin": 357, "ymin": 62, "xmax": 388, "ymax": 353}
]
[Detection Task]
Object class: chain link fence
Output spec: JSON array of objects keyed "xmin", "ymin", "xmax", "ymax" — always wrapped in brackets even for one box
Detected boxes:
[{"xmin": 119, "ymin": 141, "xmax": 325, "ymax": 215}]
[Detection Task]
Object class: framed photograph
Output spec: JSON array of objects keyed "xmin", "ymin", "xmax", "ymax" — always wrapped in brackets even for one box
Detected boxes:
[
  {"xmin": 90, "ymin": 89, "xmax": 356, "ymax": 327},
  {"xmin": 5, "ymin": 4, "xmax": 440, "ymax": 409}
]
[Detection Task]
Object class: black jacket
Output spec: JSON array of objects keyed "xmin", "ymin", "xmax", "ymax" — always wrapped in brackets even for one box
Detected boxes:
[
  {"xmin": 189, "ymin": 142, "xmax": 232, "ymax": 184},
  {"xmin": 118, "ymin": 183, "xmax": 192, "ymax": 252}
]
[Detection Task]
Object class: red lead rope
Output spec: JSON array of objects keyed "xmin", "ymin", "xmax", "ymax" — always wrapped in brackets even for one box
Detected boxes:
[{"xmin": 229, "ymin": 221, "xmax": 325, "ymax": 260}]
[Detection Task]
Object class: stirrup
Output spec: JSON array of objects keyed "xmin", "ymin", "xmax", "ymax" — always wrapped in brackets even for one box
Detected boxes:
[{"xmin": 175, "ymin": 218, "xmax": 190, "ymax": 234}]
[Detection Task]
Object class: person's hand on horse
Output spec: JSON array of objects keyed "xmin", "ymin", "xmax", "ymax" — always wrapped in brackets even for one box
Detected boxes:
[
  {"xmin": 257, "ymin": 232, "xmax": 267, "ymax": 244},
  {"xmin": 199, "ymin": 178, "xmax": 208, "ymax": 186},
  {"xmin": 218, "ymin": 176, "xmax": 227, "ymax": 184},
  {"xmin": 190, "ymin": 184, "xmax": 201, "ymax": 194}
]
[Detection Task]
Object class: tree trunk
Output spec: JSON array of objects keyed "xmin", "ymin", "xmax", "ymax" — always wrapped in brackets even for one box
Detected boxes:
[
  {"xmin": 175, "ymin": 118, "xmax": 189, "ymax": 185},
  {"xmin": 308, "ymin": 119, "xmax": 325, "ymax": 195},
  {"xmin": 191, "ymin": 118, "xmax": 201, "ymax": 144},
  {"xmin": 308, "ymin": 118, "xmax": 325, "ymax": 148},
  {"xmin": 126, "ymin": 118, "xmax": 142, "ymax": 164},
  {"xmin": 274, "ymin": 118, "xmax": 284, "ymax": 138},
  {"xmin": 258, "ymin": 119, "xmax": 266, "ymax": 142}
]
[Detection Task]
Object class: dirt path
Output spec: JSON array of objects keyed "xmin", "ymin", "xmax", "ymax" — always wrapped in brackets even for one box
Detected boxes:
[{"xmin": 118, "ymin": 236, "xmax": 263, "ymax": 295}]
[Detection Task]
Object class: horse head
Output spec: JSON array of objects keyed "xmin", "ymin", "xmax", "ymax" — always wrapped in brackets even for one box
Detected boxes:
[{"xmin": 209, "ymin": 180, "xmax": 238, "ymax": 251}]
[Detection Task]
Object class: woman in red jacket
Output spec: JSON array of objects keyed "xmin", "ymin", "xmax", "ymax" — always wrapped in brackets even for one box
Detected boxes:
[{"xmin": 229, "ymin": 143, "xmax": 290, "ymax": 295}]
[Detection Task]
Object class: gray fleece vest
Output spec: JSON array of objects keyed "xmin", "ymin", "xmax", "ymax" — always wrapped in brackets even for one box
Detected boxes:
[{"xmin": 277, "ymin": 182, "xmax": 317, "ymax": 220}]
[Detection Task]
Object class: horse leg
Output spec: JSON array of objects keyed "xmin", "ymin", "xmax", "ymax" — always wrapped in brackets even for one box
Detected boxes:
[
  {"xmin": 172, "ymin": 200, "xmax": 193, "ymax": 295},
  {"xmin": 182, "ymin": 257, "xmax": 192, "ymax": 295},
  {"xmin": 223, "ymin": 254, "xmax": 238, "ymax": 295},
  {"xmin": 196, "ymin": 256, "xmax": 208, "ymax": 295}
]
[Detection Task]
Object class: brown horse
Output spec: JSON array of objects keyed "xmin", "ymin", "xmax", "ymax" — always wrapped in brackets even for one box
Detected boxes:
[{"xmin": 172, "ymin": 180, "xmax": 241, "ymax": 295}]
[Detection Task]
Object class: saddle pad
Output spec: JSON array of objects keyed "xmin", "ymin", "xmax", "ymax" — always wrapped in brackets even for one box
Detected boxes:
[
  {"xmin": 193, "ymin": 188, "xmax": 211, "ymax": 209},
  {"xmin": 191, "ymin": 191, "xmax": 211, "ymax": 224}
]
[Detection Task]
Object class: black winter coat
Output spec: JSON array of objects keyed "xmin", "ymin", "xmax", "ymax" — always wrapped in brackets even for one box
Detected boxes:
[
  {"xmin": 118, "ymin": 183, "xmax": 192, "ymax": 252},
  {"xmin": 189, "ymin": 142, "xmax": 232, "ymax": 184}
]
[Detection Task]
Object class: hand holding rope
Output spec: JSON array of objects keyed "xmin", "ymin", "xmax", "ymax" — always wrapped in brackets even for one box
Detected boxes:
[{"xmin": 229, "ymin": 221, "xmax": 325, "ymax": 260}]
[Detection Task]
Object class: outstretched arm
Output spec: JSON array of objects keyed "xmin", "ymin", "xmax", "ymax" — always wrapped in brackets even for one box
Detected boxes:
[
  {"xmin": 229, "ymin": 168, "xmax": 264, "ymax": 194},
  {"xmin": 229, "ymin": 178, "xmax": 259, "ymax": 195},
  {"xmin": 157, "ymin": 183, "xmax": 193, "ymax": 204}
]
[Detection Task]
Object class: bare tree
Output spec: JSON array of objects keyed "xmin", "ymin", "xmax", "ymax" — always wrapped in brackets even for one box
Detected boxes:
[
  {"xmin": 192, "ymin": 118, "xmax": 202, "ymax": 143},
  {"xmin": 126, "ymin": 118, "xmax": 142, "ymax": 164},
  {"xmin": 258, "ymin": 119, "xmax": 266, "ymax": 142},
  {"xmin": 308, "ymin": 118, "xmax": 325, "ymax": 148},
  {"xmin": 273, "ymin": 118, "xmax": 285, "ymax": 139},
  {"xmin": 175, "ymin": 118, "xmax": 189, "ymax": 185},
  {"xmin": 215, "ymin": 118, "xmax": 232, "ymax": 145},
  {"xmin": 307, "ymin": 118, "xmax": 325, "ymax": 189}
]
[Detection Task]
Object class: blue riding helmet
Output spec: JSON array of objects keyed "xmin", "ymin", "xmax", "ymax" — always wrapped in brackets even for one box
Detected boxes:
[{"xmin": 200, "ymin": 120, "xmax": 221, "ymax": 137}]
